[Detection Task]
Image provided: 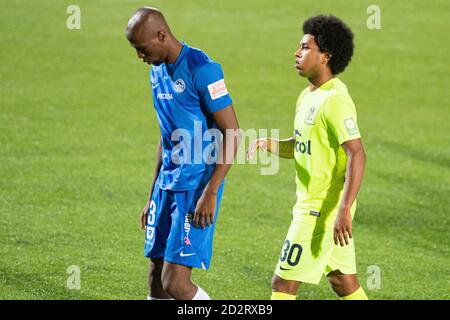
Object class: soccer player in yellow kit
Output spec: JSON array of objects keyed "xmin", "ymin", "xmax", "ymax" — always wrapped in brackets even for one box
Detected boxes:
[{"xmin": 247, "ymin": 15, "xmax": 368, "ymax": 300}]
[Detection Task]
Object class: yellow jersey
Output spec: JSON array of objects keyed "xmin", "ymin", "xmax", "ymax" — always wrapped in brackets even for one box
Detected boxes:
[{"xmin": 293, "ymin": 78, "xmax": 361, "ymax": 227}]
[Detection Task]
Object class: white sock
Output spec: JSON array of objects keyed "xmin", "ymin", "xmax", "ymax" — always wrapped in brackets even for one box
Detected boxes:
[
  {"xmin": 192, "ymin": 286, "xmax": 211, "ymax": 300},
  {"xmin": 147, "ymin": 295, "xmax": 174, "ymax": 300}
]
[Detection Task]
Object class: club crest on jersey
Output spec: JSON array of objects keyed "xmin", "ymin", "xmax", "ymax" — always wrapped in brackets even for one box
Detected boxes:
[
  {"xmin": 304, "ymin": 106, "xmax": 317, "ymax": 125},
  {"xmin": 173, "ymin": 79, "xmax": 186, "ymax": 93}
]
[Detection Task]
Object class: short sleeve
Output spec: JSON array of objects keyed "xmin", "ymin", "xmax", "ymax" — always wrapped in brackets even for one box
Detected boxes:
[
  {"xmin": 323, "ymin": 94, "xmax": 361, "ymax": 144},
  {"xmin": 194, "ymin": 62, "xmax": 233, "ymax": 113}
]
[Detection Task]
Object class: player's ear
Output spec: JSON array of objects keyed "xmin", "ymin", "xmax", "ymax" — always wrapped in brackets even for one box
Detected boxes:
[
  {"xmin": 157, "ymin": 30, "xmax": 166, "ymax": 42},
  {"xmin": 321, "ymin": 52, "xmax": 332, "ymax": 65}
]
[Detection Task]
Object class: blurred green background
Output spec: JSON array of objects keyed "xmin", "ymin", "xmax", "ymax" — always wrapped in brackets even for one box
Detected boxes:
[{"xmin": 0, "ymin": 0, "xmax": 448, "ymax": 299}]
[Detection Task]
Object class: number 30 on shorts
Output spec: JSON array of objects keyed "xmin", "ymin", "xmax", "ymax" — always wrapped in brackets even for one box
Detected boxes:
[
  {"xmin": 146, "ymin": 200, "xmax": 156, "ymax": 241},
  {"xmin": 279, "ymin": 240, "xmax": 303, "ymax": 266}
]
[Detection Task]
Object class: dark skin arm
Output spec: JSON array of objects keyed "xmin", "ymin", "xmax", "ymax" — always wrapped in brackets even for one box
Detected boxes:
[
  {"xmin": 334, "ymin": 138, "xmax": 366, "ymax": 246},
  {"xmin": 141, "ymin": 138, "xmax": 162, "ymax": 230},
  {"xmin": 246, "ymin": 137, "xmax": 295, "ymax": 160},
  {"xmin": 194, "ymin": 105, "xmax": 241, "ymax": 228}
]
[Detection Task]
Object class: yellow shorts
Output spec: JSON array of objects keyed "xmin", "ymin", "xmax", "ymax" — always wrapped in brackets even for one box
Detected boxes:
[{"xmin": 274, "ymin": 214, "xmax": 357, "ymax": 285}]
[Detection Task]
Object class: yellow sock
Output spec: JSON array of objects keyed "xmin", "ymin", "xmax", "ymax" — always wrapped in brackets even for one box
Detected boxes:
[
  {"xmin": 271, "ymin": 291, "xmax": 296, "ymax": 300},
  {"xmin": 341, "ymin": 286, "xmax": 368, "ymax": 300}
]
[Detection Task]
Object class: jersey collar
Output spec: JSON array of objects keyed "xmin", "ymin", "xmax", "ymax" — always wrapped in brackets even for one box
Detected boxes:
[{"xmin": 318, "ymin": 77, "xmax": 341, "ymax": 91}]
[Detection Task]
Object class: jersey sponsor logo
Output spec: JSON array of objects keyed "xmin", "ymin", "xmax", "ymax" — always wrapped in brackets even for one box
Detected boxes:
[
  {"xmin": 344, "ymin": 117, "xmax": 358, "ymax": 135},
  {"xmin": 184, "ymin": 213, "xmax": 193, "ymax": 234},
  {"xmin": 207, "ymin": 79, "xmax": 228, "ymax": 100},
  {"xmin": 157, "ymin": 93, "xmax": 173, "ymax": 100},
  {"xmin": 294, "ymin": 130, "xmax": 311, "ymax": 155},
  {"xmin": 304, "ymin": 106, "xmax": 318, "ymax": 125},
  {"xmin": 173, "ymin": 79, "xmax": 186, "ymax": 93},
  {"xmin": 183, "ymin": 213, "xmax": 194, "ymax": 246}
]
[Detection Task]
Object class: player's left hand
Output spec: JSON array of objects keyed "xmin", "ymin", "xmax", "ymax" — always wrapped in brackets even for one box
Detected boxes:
[
  {"xmin": 194, "ymin": 189, "xmax": 217, "ymax": 228},
  {"xmin": 334, "ymin": 207, "xmax": 353, "ymax": 246},
  {"xmin": 246, "ymin": 138, "xmax": 268, "ymax": 160}
]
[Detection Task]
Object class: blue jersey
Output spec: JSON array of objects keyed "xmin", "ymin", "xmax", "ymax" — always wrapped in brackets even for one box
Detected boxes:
[{"xmin": 150, "ymin": 43, "xmax": 232, "ymax": 191}]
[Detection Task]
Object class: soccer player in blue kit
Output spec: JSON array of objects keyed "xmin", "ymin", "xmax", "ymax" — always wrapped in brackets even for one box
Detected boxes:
[{"xmin": 126, "ymin": 8, "xmax": 240, "ymax": 300}]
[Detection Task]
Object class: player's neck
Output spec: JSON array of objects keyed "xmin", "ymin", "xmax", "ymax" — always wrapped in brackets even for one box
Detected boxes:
[
  {"xmin": 308, "ymin": 71, "xmax": 334, "ymax": 92},
  {"xmin": 166, "ymin": 39, "xmax": 184, "ymax": 64}
]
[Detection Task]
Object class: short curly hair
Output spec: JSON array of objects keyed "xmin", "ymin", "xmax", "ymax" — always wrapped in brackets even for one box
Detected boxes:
[{"xmin": 302, "ymin": 15, "xmax": 354, "ymax": 75}]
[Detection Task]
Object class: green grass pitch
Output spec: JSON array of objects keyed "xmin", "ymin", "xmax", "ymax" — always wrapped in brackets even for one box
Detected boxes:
[{"xmin": 0, "ymin": 0, "xmax": 448, "ymax": 299}]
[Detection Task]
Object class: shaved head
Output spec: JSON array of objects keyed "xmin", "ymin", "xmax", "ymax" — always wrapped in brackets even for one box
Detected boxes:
[
  {"xmin": 126, "ymin": 7, "xmax": 180, "ymax": 66},
  {"xmin": 126, "ymin": 7, "xmax": 171, "ymax": 43}
]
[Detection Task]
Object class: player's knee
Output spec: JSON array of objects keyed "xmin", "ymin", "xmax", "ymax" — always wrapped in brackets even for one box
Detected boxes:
[
  {"xmin": 161, "ymin": 276, "xmax": 189, "ymax": 299},
  {"xmin": 149, "ymin": 259, "xmax": 163, "ymax": 280},
  {"xmin": 328, "ymin": 277, "xmax": 345, "ymax": 295},
  {"xmin": 161, "ymin": 281, "xmax": 189, "ymax": 299},
  {"xmin": 328, "ymin": 273, "xmax": 359, "ymax": 297},
  {"xmin": 271, "ymin": 275, "xmax": 298, "ymax": 294},
  {"xmin": 271, "ymin": 275, "xmax": 282, "ymax": 291}
]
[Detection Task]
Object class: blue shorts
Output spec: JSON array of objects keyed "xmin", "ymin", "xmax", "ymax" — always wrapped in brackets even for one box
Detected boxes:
[{"xmin": 144, "ymin": 179, "xmax": 224, "ymax": 270}]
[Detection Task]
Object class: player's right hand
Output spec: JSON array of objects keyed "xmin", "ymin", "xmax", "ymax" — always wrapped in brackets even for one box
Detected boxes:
[
  {"xmin": 334, "ymin": 207, "xmax": 353, "ymax": 246},
  {"xmin": 246, "ymin": 138, "xmax": 268, "ymax": 160},
  {"xmin": 140, "ymin": 201, "xmax": 150, "ymax": 230}
]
